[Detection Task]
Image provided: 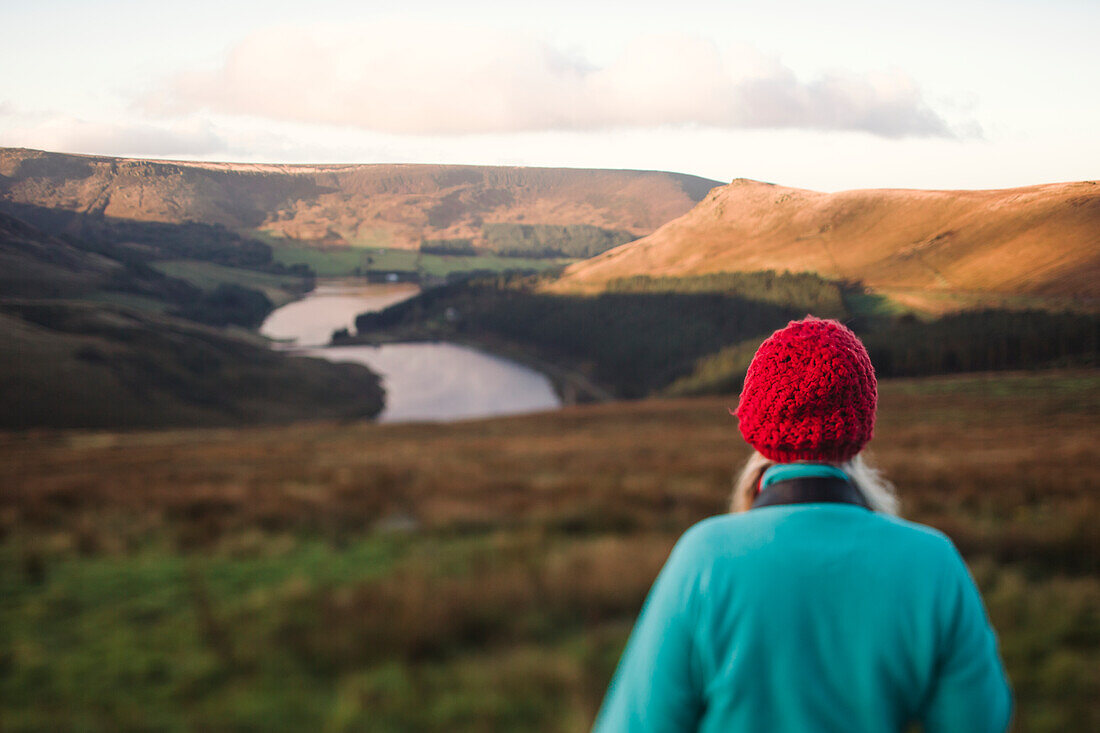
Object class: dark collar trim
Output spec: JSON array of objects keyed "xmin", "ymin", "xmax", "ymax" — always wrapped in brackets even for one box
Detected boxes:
[{"xmin": 752, "ymin": 476, "xmax": 872, "ymax": 511}]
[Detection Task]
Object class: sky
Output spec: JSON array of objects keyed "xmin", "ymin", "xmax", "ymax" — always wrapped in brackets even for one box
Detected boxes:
[{"xmin": 1, "ymin": 0, "xmax": 1097, "ymax": 191}]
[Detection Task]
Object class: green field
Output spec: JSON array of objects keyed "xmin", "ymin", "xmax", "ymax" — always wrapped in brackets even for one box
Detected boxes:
[
  {"xmin": 151, "ymin": 260, "xmax": 309, "ymax": 307},
  {"xmin": 418, "ymin": 251, "xmax": 573, "ymax": 277},
  {"xmin": 269, "ymin": 244, "xmax": 572, "ymax": 279},
  {"xmin": 269, "ymin": 245, "xmax": 415, "ymax": 277},
  {"xmin": 1, "ymin": 370, "xmax": 1097, "ymax": 731}
]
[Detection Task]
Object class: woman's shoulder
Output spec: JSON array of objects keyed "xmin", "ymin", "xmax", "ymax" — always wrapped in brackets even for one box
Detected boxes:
[
  {"xmin": 661, "ymin": 511, "xmax": 973, "ymax": 607},
  {"xmin": 676, "ymin": 510, "xmax": 962, "ymax": 559},
  {"xmin": 871, "ymin": 512, "xmax": 962, "ymax": 553}
]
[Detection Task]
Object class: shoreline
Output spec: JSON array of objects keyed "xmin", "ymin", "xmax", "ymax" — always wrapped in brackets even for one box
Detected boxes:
[
  {"xmin": 330, "ymin": 327, "xmax": 615, "ymax": 406},
  {"xmin": 267, "ymin": 278, "xmax": 591, "ymax": 413}
]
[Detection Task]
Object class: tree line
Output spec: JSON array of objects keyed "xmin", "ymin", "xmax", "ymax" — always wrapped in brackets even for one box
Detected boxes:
[{"xmin": 355, "ymin": 271, "xmax": 1099, "ymax": 399}]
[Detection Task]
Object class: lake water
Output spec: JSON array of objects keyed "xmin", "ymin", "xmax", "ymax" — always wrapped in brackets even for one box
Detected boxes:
[{"xmin": 260, "ymin": 281, "xmax": 562, "ymax": 422}]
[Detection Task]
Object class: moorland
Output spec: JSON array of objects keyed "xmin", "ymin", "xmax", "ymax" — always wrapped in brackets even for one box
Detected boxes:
[
  {"xmin": 2, "ymin": 371, "xmax": 1097, "ymax": 731},
  {"xmin": 1, "ymin": 146, "xmax": 1098, "ymax": 731}
]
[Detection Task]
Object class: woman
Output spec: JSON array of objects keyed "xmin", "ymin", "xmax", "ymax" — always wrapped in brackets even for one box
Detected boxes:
[{"xmin": 592, "ymin": 316, "xmax": 1013, "ymax": 733}]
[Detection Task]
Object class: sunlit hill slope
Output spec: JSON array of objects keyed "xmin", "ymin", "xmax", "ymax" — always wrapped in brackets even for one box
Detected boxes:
[
  {"xmin": 553, "ymin": 179, "xmax": 1100, "ymax": 304},
  {"xmin": 0, "ymin": 147, "xmax": 719, "ymax": 250}
]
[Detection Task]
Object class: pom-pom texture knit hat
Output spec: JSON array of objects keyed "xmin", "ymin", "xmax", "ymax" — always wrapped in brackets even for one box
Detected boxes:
[{"xmin": 735, "ymin": 316, "xmax": 877, "ymax": 463}]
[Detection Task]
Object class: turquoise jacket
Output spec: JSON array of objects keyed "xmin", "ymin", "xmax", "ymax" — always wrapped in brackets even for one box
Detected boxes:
[{"xmin": 592, "ymin": 468, "xmax": 1013, "ymax": 732}]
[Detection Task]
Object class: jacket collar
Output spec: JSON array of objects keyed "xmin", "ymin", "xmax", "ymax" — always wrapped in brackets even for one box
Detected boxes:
[
  {"xmin": 753, "ymin": 462, "xmax": 871, "ymax": 510},
  {"xmin": 761, "ymin": 462, "xmax": 850, "ymax": 489}
]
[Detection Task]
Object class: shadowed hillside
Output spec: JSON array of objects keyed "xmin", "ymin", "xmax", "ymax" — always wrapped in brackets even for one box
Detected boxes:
[
  {"xmin": 0, "ymin": 300, "xmax": 385, "ymax": 429},
  {"xmin": 349, "ymin": 271, "xmax": 1098, "ymax": 400},
  {"xmin": 552, "ymin": 179, "xmax": 1100, "ymax": 305},
  {"xmin": 0, "ymin": 148, "xmax": 719, "ymax": 252},
  {"xmin": 0, "ymin": 212, "xmax": 121, "ymax": 298},
  {"xmin": 0, "ymin": 212, "xmax": 383, "ymax": 429}
]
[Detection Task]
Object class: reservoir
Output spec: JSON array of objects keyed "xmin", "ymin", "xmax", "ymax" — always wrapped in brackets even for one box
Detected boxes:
[{"xmin": 260, "ymin": 281, "xmax": 562, "ymax": 422}]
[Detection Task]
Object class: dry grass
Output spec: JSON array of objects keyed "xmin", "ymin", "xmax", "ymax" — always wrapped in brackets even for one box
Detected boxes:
[
  {"xmin": 4, "ymin": 370, "xmax": 1096, "ymax": 560},
  {"xmin": 1, "ymin": 369, "xmax": 1097, "ymax": 731},
  {"xmin": 276, "ymin": 534, "xmax": 675, "ymax": 671},
  {"xmin": 554, "ymin": 179, "xmax": 1100, "ymax": 302}
]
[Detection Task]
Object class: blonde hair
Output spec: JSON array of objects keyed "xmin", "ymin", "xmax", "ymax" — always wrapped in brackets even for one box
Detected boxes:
[{"xmin": 730, "ymin": 450, "xmax": 900, "ymax": 515}]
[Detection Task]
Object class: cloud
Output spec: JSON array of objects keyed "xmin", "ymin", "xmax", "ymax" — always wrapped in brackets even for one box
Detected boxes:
[
  {"xmin": 0, "ymin": 114, "xmax": 226, "ymax": 157},
  {"xmin": 144, "ymin": 24, "xmax": 954, "ymax": 138}
]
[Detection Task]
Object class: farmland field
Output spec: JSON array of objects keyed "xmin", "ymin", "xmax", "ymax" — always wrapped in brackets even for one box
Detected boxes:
[
  {"xmin": 152, "ymin": 260, "xmax": 310, "ymax": 307},
  {"xmin": 269, "ymin": 243, "xmax": 572, "ymax": 279}
]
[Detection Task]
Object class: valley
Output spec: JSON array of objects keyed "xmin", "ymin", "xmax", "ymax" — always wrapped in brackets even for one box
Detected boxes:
[
  {"xmin": 1, "ymin": 147, "xmax": 1097, "ymax": 732},
  {"xmin": 0, "ymin": 148, "xmax": 721, "ymax": 429}
]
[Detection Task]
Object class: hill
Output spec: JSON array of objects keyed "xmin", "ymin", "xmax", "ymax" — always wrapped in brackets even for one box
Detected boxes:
[
  {"xmin": 0, "ymin": 209, "xmax": 310, "ymax": 324},
  {"xmin": 0, "ymin": 212, "xmax": 384, "ymax": 429},
  {"xmin": 551, "ymin": 179, "xmax": 1100, "ymax": 306},
  {"xmin": 0, "ymin": 299, "xmax": 384, "ymax": 429},
  {"xmin": 0, "ymin": 210, "xmax": 121, "ymax": 298},
  {"xmin": 0, "ymin": 147, "xmax": 719, "ymax": 252}
]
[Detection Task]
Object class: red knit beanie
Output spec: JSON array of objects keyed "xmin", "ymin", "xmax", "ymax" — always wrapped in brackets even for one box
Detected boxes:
[{"xmin": 734, "ymin": 316, "xmax": 876, "ymax": 463}]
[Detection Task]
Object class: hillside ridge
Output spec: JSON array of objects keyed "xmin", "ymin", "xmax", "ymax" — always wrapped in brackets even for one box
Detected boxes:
[
  {"xmin": 552, "ymin": 178, "xmax": 1100, "ymax": 302},
  {"xmin": 0, "ymin": 147, "xmax": 720, "ymax": 250}
]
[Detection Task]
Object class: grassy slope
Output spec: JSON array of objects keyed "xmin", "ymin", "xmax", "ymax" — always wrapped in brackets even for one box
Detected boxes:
[
  {"xmin": 270, "ymin": 242, "xmax": 573, "ymax": 279},
  {"xmin": 1, "ymin": 370, "xmax": 1096, "ymax": 732},
  {"xmin": 151, "ymin": 260, "xmax": 307, "ymax": 307},
  {"xmin": 0, "ymin": 209, "xmax": 299, "ymax": 321},
  {"xmin": 0, "ymin": 301, "xmax": 385, "ymax": 429},
  {"xmin": 553, "ymin": 179, "xmax": 1100, "ymax": 307},
  {"xmin": 0, "ymin": 211, "xmax": 390, "ymax": 430},
  {"xmin": 0, "ymin": 211, "xmax": 119, "ymax": 299},
  {"xmin": 1, "ymin": 148, "xmax": 719, "ymax": 251}
]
